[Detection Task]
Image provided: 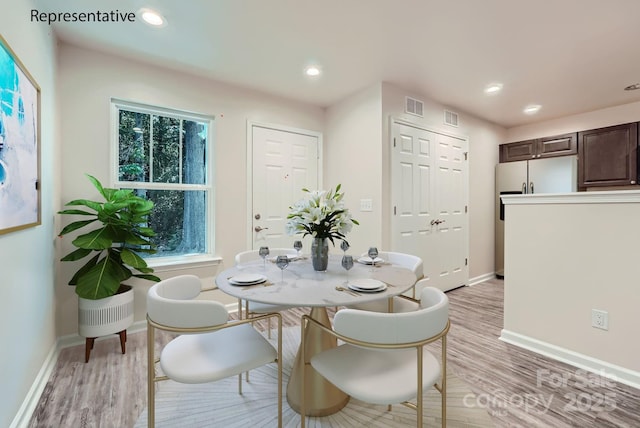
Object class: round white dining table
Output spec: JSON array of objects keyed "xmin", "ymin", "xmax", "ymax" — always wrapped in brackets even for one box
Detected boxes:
[{"xmin": 215, "ymin": 254, "xmax": 417, "ymax": 416}]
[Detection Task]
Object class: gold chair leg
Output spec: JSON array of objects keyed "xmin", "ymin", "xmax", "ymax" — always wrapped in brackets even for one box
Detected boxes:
[
  {"xmin": 417, "ymin": 345, "xmax": 423, "ymax": 428},
  {"xmin": 147, "ymin": 322, "xmax": 155, "ymax": 428},
  {"xmin": 277, "ymin": 315, "xmax": 283, "ymax": 428},
  {"xmin": 245, "ymin": 300, "xmax": 251, "ymax": 383},
  {"xmin": 442, "ymin": 335, "xmax": 447, "ymax": 428},
  {"xmin": 300, "ymin": 319, "xmax": 306, "ymax": 428}
]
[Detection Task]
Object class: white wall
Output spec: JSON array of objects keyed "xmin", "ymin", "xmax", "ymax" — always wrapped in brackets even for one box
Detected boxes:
[
  {"xmin": 506, "ymin": 101, "xmax": 640, "ymax": 142},
  {"xmin": 502, "ymin": 193, "xmax": 640, "ymax": 383},
  {"xmin": 324, "ymin": 83, "xmax": 383, "ymax": 253},
  {"xmin": 381, "ymin": 83, "xmax": 505, "ymax": 280},
  {"xmin": 56, "ymin": 43, "xmax": 325, "ymax": 337},
  {"xmin": 324, "ymin": 82, "xmax": 505, "ymax": 280},
  {"xmin": 0, "ymin": 1, "xmax": 58, "ymax": 426}
]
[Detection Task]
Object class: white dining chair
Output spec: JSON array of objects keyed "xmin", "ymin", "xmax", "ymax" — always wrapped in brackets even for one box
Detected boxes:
[
  {"xmin": 146, "ymin": 275, "xmax": 282, "ymax": 428},
  {"xmin": 300, "ymin": 286, "xmax": 449, "ymax": 428},
  {"xmin": 348, "ymin": 251, "xmax": 424, "ymax": 313},
  {"xmin": 235, "ymin": 248, "xmax": 298, "ymax": 337}
]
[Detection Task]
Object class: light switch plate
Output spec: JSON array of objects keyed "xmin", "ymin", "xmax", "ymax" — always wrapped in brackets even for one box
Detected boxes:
[{"xmin": 360, "ymin": 199, "xmax": 373, "ymax": 212}]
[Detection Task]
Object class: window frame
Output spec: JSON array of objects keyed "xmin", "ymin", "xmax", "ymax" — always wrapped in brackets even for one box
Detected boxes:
[{"xmin": 110, "ymin": 98, "xmax": 218, "ymax": 270}]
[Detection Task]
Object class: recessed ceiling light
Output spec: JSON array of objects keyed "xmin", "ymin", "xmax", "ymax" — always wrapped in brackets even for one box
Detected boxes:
[
  {"xmin": 523, "ymin": 104, "xmax": 542, "ymax": 115},
  {"xmin": 484, "ymin": 83, "xmax": 503, "ymax": 94},
  {"xmin": 624, "ymin": 83, "xmax": 640, "ymax": 91},
  {"xmin": 305, "ymin": 66, "xmax": 321, "ymax": 77},
  {"xmin": 140, "ymin": 8, "xmax": 166, "ymax": 27}
]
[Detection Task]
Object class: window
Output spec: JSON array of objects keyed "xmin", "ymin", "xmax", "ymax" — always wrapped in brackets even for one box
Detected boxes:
[{"xmin": 112, "ymin": 100, "xmax": 214, "ymax": 262}]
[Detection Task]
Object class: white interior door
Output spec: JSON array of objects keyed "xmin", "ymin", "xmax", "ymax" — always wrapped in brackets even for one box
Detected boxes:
[
  {"xmin": 391, "ymin": 122, "xmax": 436, "ymax": 268},
  {"xmin": 432, "ymin": 132, "xmax": 468, "ymax": 291},
  {"xmin": 251, "ymin": 124, "xmax": 319, "ymax": 250},
  {"xmin": 391, "ymin": 121, "xmax": 468, "ymax": 292}
]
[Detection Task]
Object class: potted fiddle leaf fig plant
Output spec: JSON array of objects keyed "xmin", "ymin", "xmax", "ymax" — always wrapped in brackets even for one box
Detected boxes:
[{"xmin": 58, "ymin": 174, "xmax": 160, "ymax": 362}]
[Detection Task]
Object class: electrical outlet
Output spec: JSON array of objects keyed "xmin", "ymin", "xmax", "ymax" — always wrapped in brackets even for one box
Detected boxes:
[{"xmin": 592, "ymin": 309, "xmax": 609, "ymax": 330}]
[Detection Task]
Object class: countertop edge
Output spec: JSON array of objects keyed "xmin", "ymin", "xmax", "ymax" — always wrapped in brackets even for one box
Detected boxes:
[{"xmin": 501, "ymin": 190, "xmax": 640, "ymax": 205}]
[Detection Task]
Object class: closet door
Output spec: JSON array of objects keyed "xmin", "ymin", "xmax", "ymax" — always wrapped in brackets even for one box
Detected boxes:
[{"xmin": 391, "ymin": 121, "xmax": 468, "ymax": 291}]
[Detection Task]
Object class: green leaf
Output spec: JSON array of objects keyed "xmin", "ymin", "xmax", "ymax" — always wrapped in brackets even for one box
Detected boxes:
[
  {"xmin": 57, "ymin": 209, "xmax": 94, "ymax": 216},
  {"xmin": 67, "ymin": 253, "xmax": 100, "ymax": 285},
  {"xmin": 59, "ymin": 219, "xmax": 97, "ymax": 236},
  {"xmin": 75, "ymin": 255, "xmax": 131, "ymax": 299},
  {"xmin": 86, "ymin": 174, "xmax": 108, "ymax": 200},
  {"xmin": 120, "ymin": 248, "xmax": 147, "ymax": 269},
  {"xmin": 113, "ymin": 188, "xmax": 134, "ymax": 200},
  {"xmin": 72, "ymin": 227, "xmax": 113, "ymax": 250},
  {"xmin": 64, "ymin": 199, "xmax": 102, "ymax": 212},
  {"xmin": 60, "ymin": 247, "xmax": 93, "ymax": 262},
  {"xmin": 137, "ymin": 227, "xmax": 156, "ymax": 238},
  {"xmin": 133, "ymin": 273, "xmax": 161, "ymax": 282},
  {"xmin": 121, "ymin": 231, "xmax": 151, "ymax": 246}
]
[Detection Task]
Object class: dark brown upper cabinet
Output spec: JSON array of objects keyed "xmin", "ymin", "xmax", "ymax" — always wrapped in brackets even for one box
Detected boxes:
[
  {"xmin": 578, "ymin": 123, "xmax": 638, "ymax": 188},
  {"xmin": 500, "ymin": 133, "xmax": 577, "ymax": 163}
]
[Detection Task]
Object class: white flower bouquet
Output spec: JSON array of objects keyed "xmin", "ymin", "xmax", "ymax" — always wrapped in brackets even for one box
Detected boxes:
[{"xmin": 285, "ymin": 184, "xmax": 359, "ymax": 245}]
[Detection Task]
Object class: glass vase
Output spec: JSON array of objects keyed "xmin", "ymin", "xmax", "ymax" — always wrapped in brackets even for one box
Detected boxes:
[{"xmin": 311, "ymin": 237, "xmax": 329, "ymax": 271}]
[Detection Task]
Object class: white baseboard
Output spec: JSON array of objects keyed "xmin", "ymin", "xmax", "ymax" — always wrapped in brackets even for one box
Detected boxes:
[
  {"xmin": 468, "ymin": 272, "xmax": 496, "ymax": 286},
  {"xmin": 10, "ymin": 344, "xmax": 59, "ymax": 428},
  {"xmin": 500, "ymin": 329, "xmax": 640, "ymax": 390}
]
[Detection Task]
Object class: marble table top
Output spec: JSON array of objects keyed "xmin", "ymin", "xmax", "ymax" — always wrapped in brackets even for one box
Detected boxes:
[{"xmin": 215, "ymin": 254, "xmax": 417, "ymax": 307}]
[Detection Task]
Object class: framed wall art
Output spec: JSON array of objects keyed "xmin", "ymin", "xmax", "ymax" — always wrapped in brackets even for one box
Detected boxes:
[{"xmin": 0, "ymin": 35, "xmax": 41, "ymax": 235}]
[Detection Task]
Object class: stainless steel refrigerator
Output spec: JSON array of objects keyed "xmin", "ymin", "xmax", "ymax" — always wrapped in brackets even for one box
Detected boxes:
[{"xmin": 495, "ymin": 155, "xmax": 577, "ymax": 278}]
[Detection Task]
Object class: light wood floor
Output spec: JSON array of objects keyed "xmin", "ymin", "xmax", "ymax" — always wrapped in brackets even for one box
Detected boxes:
[{"xmin": 28, "ymin": 279, "xmax": 640, "ymax": 427}]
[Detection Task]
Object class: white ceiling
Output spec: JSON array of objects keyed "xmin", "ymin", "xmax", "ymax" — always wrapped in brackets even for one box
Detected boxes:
[{"xmin": 34, "ymin": 0, "xmax": 640, "ymax": 128}]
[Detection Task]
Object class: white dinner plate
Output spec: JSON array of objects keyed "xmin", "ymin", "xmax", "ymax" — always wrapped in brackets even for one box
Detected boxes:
[
  {"xmin": 228, "ymin": 273, "xmax": 267, "ymax": 286},
  {"xmin": 348, "ymin": 283, "xmax": 387, "ymax": 293},
  {"xmin": 348, "ymin": 278, "xmax": 387, "ymax": 292},
  {"xmin": 357, "ymin": 256, "xmax": 384, "ymax": 265}
]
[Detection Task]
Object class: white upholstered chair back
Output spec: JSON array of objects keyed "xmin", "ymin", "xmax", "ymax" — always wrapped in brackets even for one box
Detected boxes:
[
  {"xmin": 333, "ymin": 286, "xmax": 448, "ymax": 344},
  {"xmin": 360, "ymin": 251, "xmax": 423, "ymax": 278},
  {"xmin": 384, "ymin": 251, "xmax": 424, "ymax": 279},
  {"xmin": 301, "ymin": 286, "xmax": 449, "ymax": 427},
  {"xmin": 146, "ymin": 275, "xmax": 283, "ymax": 427},
  {"xmin": 147, "ymin": 275, "xmax": 228, "ymax": 329}
]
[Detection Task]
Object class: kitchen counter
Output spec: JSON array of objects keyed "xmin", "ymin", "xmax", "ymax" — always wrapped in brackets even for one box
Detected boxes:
[{"xmin": 500, "ymin": 189, "xmax": 640, "ymax": 389}]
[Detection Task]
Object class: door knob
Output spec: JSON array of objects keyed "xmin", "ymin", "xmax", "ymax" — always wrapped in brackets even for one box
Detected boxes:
[{"xmin": 254, "ymin": 226, "xmax": 269, "ymax": 232}]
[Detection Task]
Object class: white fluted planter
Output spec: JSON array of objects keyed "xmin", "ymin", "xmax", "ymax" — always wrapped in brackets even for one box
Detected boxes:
[{"xmin": 78, "ymin": 284, "xmax": 134, "ymax": 362}]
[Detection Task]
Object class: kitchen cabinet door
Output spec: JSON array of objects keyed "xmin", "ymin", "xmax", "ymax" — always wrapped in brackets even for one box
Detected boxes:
[
  {"xmin": 500, "ymin": 133, "xmax": 577, "ymax": 163},
  {"xmin": 499, "ymin": 140, "xmax": 536, "ymax": 162},
  {"xmin": 578, "ymin": 123, "xmax": 638, "ymax": 188},
  {"xmin": 537, "ymin": 133, "xmax": 577, "ymax": 158}
]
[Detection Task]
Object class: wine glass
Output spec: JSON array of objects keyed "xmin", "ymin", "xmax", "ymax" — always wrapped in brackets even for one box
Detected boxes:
[
  {"xmin": 340, "ymin": 240, "xmax": 350, "ymax": 255},
  {"xmin": 275, "ymin": 255, "xmax": 289, "ymax": 283},
  {"xmin": 341, "ymin": 254, "xmax": 354, "ymax": 282},
  {"xmin": 367, "ymin": 246, "xmax": 378, "ymax": 271},
  {"xmin": 293, "ymin": 240, "xmax": 303, "ymax": 257},
  {"xmin": 259, "ymin": 246, "xmax": 270, "ymax": 269}
]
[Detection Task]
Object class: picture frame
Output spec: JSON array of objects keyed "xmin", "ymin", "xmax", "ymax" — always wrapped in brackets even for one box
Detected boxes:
[{"xmin": 0, "ymin": 34, "xmax": 41, "ymax": 235}]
